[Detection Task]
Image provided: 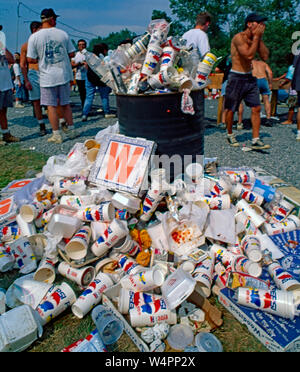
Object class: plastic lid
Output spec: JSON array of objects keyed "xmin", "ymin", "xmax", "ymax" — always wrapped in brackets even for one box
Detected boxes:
[
  {"xmin": 167, "ymin": 324, "xmax": 194, "ymax": 351},
  {"xmin": 195, "ymin": 332, "xmax": 223, "ymax": 352}
]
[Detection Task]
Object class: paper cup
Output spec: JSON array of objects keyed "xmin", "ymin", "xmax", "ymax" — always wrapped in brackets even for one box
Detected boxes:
[
  {"xmin": 65, "ymin": 226, "xmax": 91, "ymax": 261},
  {"xmin": 236, "ymin": 199, "xmax": 266, "ymax": 228},
  {"xmin": 77, "ymin": 202, "xmax": 115, "ymax": 223},
  {"xmin": 84, "ymin": 139, "xmax": 99, "ymax": 150},
  {"xmin": 120, "ymin": 267, "xmax": 165, "ymax": 291},
  {"xmin": 140, "ymin": 187, "xmax": 165, "ymax": 222},
  {"xmin": 241, "ymin": 236, "xmax": 262, "ymax": 263},
  {"xmin": 210, "ymin": 178, "xmax": 230, "ymax": 196},
  {"xmin": 118, "ymin": 287, "xmax": 162, "ymax": 314},
  {"xmin": 86, "ymin": 148, "xmax": 99, "ymax": 163},
  {"xmin": 0, "ymin": 225, "xmax": 20, "ymax": 243},
  {"xmin": 33, "ymin": 257, "xmax": 56, "ymax": 284},
  {"xmin": 0, "ymin": 243, "xmax": 15, "ymax": 272},
  {"xmin": 263, "ymin": 214, "xmax": 300, "ymax": 235},
  {"xmin": 20, "ymin": 202, "xmax": 44, "ymax": 223},
  {"xmin": 202, "ymin": 52, "xmax": 218, "ymax": 67},
  {"xmin": 118, "ymin": 254, "xmax": 144, "ymax": 275},
  {"xmin": 16, "ymin": 214, "xmax": 37, "ymax": 237},
  {"xmin": 193, "ymin": 253, "xmax": 215, "ymax": 298},
  {"xmin": 72, "ymin": 272, "xmax": 114, "ymax": 319},
  {"xmin": 172, "ymin": 74, "xmax": 193, "ymax": 92},
  {"xmin": 267, "ymin": 262, "xmax": 300, "ymax": 292},
  {"xmin": 226, "ymin": 170, "xmax": 256, "ymax": 184},
  {"xmin": 91, "ymin": 219, "xmax": 128, "ymax": 257},
  {"xmin": 271, "ymin": 199, "xmax": 295, "ymax": 222},
  {"xmin": 196, "ymin": 61, "xmax": 212, "ymax": 82},
  {"xmin": 8, "ymin": 237, "xmax": 37, "ymax": 274},
  {"xmin": 160, "ymin": 45, "xmax": 178, "ymax": 71},
  {"xmin": 36, "ymin": 282, "xmax": 77, "ymax": 325},
  {"xmin": 210, "ymin": 244, "xmax": 234, "ymax": 267},
  {"xmin": 58, "ymin": 262, "xmax": 95, "ymax": 288},
  {"xmin": 27, "ymin": 234, "xmax": 47, "ymax": 260},
  {"xmin": 111, "ymin": 235, "xmax": 141, "ymax": 256},
  {"xmin": 125, "ymin": 33, "xmax": 150, "ymax": 59},
  {"xmin": 141, "ymin": 45, "xmax": 163, "ymax": 76},
  {"xmin": 148, "ymin": 73, "xmax": 164, "ymax": 90},
  {"xmin": 231, "ymin": 255, "xmax": 262, "ymax": 278},
  {"xmin": 159, "ymin": 66, "xmax": 179, "ymax": 86},
  {"xmin": 185, "ymin": 163, "xmax": 203, "ymax": 184},
  {"xmin": 35, "ymin": 208, "xmax": 55, "ymax": 228},
  {"xmin": 232, "ymin": 184, "xmax": 264, "ymax": 205},
  {"xmin": 209, "ymin": 194, "xmax": 231, "ymax": 210}
]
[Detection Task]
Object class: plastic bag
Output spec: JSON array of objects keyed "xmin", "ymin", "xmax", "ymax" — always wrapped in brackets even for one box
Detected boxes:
[
  {"xmin": 95, "ymin": 122, "xmax": 119, "ymax": 144},
  {"xmin": 181, "ymin": 89, "xmax": 195, "ymax": 115},
  {"xmin": 14, "ymin": 176, "xmax": 47, "ymax": 208}
]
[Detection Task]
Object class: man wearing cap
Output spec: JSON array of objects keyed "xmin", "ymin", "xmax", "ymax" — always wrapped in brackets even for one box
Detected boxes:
[
  {"xmin": 224, "ymin": 13, "xmax": 271, "ymax": 150},
  {"xmin": 27, "ymin": 8, "xmax": 77, "ymax": 144}
]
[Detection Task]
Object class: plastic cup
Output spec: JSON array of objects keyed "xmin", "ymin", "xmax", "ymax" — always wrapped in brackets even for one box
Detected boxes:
[
  {"xmin": 141, "ymin": 45, "xmax": 163, "ymax": 76},
  {"xmin": 65, "ymin": 226, "xmax": 91, "ymax": 261},
  {"xmin": 91, "ymin": 219, "xmax": 128, "ymax": 257},
  {"xmin": 33, "ymin": 257, "xmax": 56, "ymax": 284},
  {"xmin": 36, "ymin": 282, "xmax": 77, "ymax": 325},
  {"xmin": 120, "ymin": 267, "xmax": 165, "ymax": 291},
  {"xmin": 0, "ymin": 243, "xmax": 15, "ymax": 272},
  {"xmin": 72, "ymin": 272, "xmax": 114, "ymax": 319},
  {"xmin": 86, "ymin": 148, "xmax": 99, "ymax": 163},
  {"xmin": 185, "ymin": 163, "xmax": 203, "ymax": 184},
  {"xmin": 167, "ymin": 324, "xmax": 194, "ymax": 351},
  {"xmin": 58, "ymin": 262, "xmax": 95, "ymax": 287},
  {"xmin": 195, "ymin": 332, "xmax": 223, "ymax": 352},
  {"xmin": 91, "ymin": 305, "xmax": 124, "ymax": 345}
]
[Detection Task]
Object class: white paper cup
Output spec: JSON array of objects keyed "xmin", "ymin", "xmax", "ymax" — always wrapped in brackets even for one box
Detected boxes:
[
  {"xmin": 158, "ymin": 66, "xmax": 179, "ymax": 86},
  {"xmin": 65, "ymin": 226, "xmax": 91, "ymax": 261},
  {"xmin": 209, "ymin": 194, "xmax": 231, "ymax": 210},
  {"xmin": 16, "ymin": 214, "xmax": 37, "ymax": 237},
  {"xmin": 232, "ymin": 184, "xmax": 264, "ymax": 206},
  {"xmin": 210, "ymin": 244, "xmax": 234, "ymax": 267},
  {"xmin": 160, "ymin": 46, "xmax": 178, "ymax": 71},
  {"xmin": 267, "ymin": 262, "xmax": 300, "ymax": 292},
  {"xmin": 118, "ymin": 254, "xmax": 144, "ymax": 275},
  {"xmin": 118, "ymin": 287, "xmax": 162, "ymax": 314},
  {"xmin": 120, "ymin": 267, "xmax": 165, "ymax": 291},
  {"xmin": 227, "ymin": 170, "xmax": 256, "ymax": 184},
  {"xmin": 33, "ymin": 257, "xmax": 56, "ymax": 283},
  {"xmin": 8, "ymin": 237, "xmax": 37, "ymax": 274},
  {"xmin": 231, "ymin": 255, "xmax": 262, "ymax": 278},
  {"xmin": 148, "ymin": 73, "xmax": 164, "ymax": 90},
  {"xmin": 0, "ymin": 243, "xmax": 15, "ymax": 272},
  {"xmin": 77, "ymin": 202, "xmax": 115, "ymax": 223},
  {"xmin": 36, "ymin": 282, "xmax": 77, "ymax": 325},
  {"xmin": 210, "ymin": 178, "xmax": 230, "ymax": 196},
  {"xmin": 27, "ymin": 234, "xmax": 47, "ymax": 260},
  {"xmin": 58, "ymin": 262, "xmax": 95, "ymax": 287},
  {"xmin": 241, "ymin": 236, "xmax": 262, "ymax": 263},
  {"xmin": 271, "ymin": 199, "xmax": 295, "ymax": 221},
  {"xmin": 236, "ymin": 199, "xmax": 266, "ymax": 228},
  {"xmin": 202, "ymin": 52, "xmax": 218, "ymax": 67},
  {"xmin": 142, "ymin": 45, "xmax": 162, "ymax": 76},
  {"xmin": 172, "ymin": 74, "xmax": 193, "ymax": 92},
  {"xmin": 193, "ymin": 253, "xmax": 215, "ymax": 298},
  {"xmin": 196, "ymin": 61, "xmax": 212, "ymax": 83},
  {"xmin": 185, "ymin": 163, "xmax": 203, "ymax": 184},
  {"xmin": 20, "ymin": 202, "xmax": 44, "ymax": 223},
  {"xmin": 72, "ymin": 272, "xmax": 114, "ymax": 319},
  {"xmin": 263, "ymin": 214, "xmax": 300, "ymax": 235},
  {"xmin": 91, "ymin": 219, "xmax": 128, "ymax": 257}
]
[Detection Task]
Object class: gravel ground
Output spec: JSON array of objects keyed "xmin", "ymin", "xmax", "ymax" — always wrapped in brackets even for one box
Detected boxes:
[{"xmin": 5, "ymin": 91, "xmax": 300, "ymax": 189}]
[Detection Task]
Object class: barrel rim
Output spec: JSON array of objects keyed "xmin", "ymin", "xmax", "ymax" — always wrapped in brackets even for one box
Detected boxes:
[{"xmin": 116, "ymin": 89, "xmax": 202, "ymax": 98}]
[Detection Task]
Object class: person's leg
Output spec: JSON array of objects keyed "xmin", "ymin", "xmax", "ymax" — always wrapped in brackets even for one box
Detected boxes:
[
  {"xmin": 281, "ymin": 108, "xmax": 295, "ymax": 124},
  {"xmin": 250, "ymin": 105, "xmax": 261, "ymax": 139},
  {"xmin": 82, "ymin": 79, "xmax": 95, "ymax": 119},
  {"xmin": 237, "ymin": 102, "xmax": 244, "ymax": 130},
  {"xmin": 263, "ymin": 94, "xmax": 271, "ymax": 119},
  {"xmin": 0, "ymin": 90, "xmax": 20, "ymax": 142},
  {"xmin": 60, "ymin": 104, "xmax": 74, "ymax": 127},
  {"xmin": 296, "ymin": 92, "xmax": 300, "ymax": 141},
  {"xmin": 47, "ymin": 106, "xmax": 59, "ymax": 131},
  {"xmin": 99, "ymin": 86, "xmax": 111, "ymax": 114},
  {"xmin": 76, "ymin": 80, "xmax": 86, "ymax": 109}
]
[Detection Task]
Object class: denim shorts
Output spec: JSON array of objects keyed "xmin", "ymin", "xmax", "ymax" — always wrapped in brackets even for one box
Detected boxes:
[
  {"xmin": 27, "ymin": 69, "xmax": 40, "ymax": 101},
  {"xmin": 224, "ymin": 72, "xmax": 261, "ymax": 112},
  {"xmin": 40, "ymin": 82, "xmax": 70, "ymax": 106},
  {"xmin": 0, "ymin": 89, "xmax": 13, "ymax": 109},
  {"xmin": 256, "ymin": 77, "xmax": 271, "ymax": 96}
]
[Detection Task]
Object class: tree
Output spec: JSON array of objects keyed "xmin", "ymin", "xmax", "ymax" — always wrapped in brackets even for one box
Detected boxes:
[{"xmin": 88, "ymin": 29, "xmax": 137, "ymax": 51}]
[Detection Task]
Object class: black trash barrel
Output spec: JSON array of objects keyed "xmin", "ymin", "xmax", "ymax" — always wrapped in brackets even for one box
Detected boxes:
[{"xmin": 117, "ymin": 90, "xmax": 205, "ymax": 180}]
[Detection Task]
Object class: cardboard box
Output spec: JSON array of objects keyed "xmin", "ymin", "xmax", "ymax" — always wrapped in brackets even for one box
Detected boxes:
[{"xmin": 218, "ymin": 287, "xmax": 300, "ymax": 352}]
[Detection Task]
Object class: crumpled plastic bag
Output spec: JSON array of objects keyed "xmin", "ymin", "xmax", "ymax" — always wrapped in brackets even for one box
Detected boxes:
[
  {"xmin": 14, "ymin": 176, "xmax": 47, "ymax": 208},
  {"xmin": 95, "ymin": 122, "xmax": 119, "ymax": 144},
  {"xmin": 141, "ymin": 323, "xmax": 170, "ymax": 344},
  {"xmin": 181, "ymin": 89, "xmax": 195, "ymax": 115}
]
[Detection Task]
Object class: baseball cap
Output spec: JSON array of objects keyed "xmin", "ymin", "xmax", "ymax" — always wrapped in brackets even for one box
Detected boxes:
[
  {"xmin": 245, "ymin": 13, "xmax": 268, "ymax": 23},
  {"xmin": 40, "ymin": 8, "xmax": 60, "ymax": 20}
]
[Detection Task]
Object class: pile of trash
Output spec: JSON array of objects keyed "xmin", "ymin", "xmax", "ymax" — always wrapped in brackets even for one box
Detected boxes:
[
  {"xmin": 82, "ymin": 19, "xmax": 218, "ymax": 114},
  {"xmin": 0, "ymin": 128, "xmax": 300, "ymax": 352}
]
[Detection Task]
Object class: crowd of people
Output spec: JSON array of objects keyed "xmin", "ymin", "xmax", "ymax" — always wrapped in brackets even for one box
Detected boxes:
[{"xmin": 0, "ymin": 8, "xmax": 299, "ymax": 147}]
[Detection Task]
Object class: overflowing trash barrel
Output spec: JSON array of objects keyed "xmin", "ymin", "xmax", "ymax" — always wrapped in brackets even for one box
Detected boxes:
[{"xmin": 117, "ymin": 90, "xmax": 205, "ymax": 179}]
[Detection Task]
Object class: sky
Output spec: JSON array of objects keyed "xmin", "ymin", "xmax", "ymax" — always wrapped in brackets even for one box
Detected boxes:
[{"xmin": 0, "ymin": 0, "xmax": 172, "ymax": 51}]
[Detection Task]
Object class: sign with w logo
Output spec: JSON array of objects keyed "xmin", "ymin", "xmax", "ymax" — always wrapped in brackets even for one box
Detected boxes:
[{"xmin": 89, "ymin": 134, "xmax": 156, "ymax": 196}]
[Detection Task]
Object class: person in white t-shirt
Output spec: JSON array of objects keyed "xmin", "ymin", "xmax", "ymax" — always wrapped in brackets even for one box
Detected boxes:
[
  {"xmin": 13, "ymin": 52, "xmax": 26, "ymax": 108},
  {"xmin": 27, "ymin": 8, "xmax": 77, "ymax": 144},
  {"xmin": 182, "ymin": 12, "xmax": 212, "ymax": 58},
  {"xmin": 71, "ymin": 39, "xmax": 87, "ymax": 109},
  {"xmin": 0, "ymin": 48, "xmax": 20, "ymax": 143}
]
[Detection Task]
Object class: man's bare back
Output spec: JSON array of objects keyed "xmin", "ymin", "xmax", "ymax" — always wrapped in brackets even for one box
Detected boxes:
[{"xmin": 252, "ymin": 60, "xmax": 268, "ymax": 79}]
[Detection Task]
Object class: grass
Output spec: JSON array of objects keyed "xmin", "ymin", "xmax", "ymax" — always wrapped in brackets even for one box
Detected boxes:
[{"xmin": 0, "ymin": 144, "xmax": 268, "ymax": 352}]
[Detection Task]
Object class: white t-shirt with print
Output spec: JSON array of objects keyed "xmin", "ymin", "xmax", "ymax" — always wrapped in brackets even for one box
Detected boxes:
[
  {"xmin": 182, "ymin": 28, "xmax": 210, "ymax": 58},
  {"xmin": 0, "ymin": 56, "xmax": 13, "ymax": 92},
  {"xmin": 27, "ymin": 27, "xmax": 75, "ymax": 88},
  {"xmin": 72, "ymin": 51, "xmax": 86, "ymax": 80},
  {"xmin": 13, "ymin": 63, "xmax": 24, "ymax": 84}
]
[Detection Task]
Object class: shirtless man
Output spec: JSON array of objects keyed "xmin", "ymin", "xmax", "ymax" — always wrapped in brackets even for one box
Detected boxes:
[
  {"xmin": 225, "ymin": 13, "xmax": 271, "ymax": 149},
  {"xmin": 20, "ymin": 21, "xmax": 47, "ymax": 136},
  {"xmin": 252, "ymin": 58, "xmax": 273, "ymax": 126}
]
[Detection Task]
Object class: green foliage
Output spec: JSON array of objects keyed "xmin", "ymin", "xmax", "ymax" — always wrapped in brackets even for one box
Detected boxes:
[{"xmin": 88, "ymin": 29, "xmax": 137, "ymax": 51}]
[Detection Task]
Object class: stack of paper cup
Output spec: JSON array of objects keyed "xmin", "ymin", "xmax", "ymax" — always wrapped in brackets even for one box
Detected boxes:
[
  {"xmin": 91, "ymin": 219, "xmax": 128, "ymax": 257},
  {"xmin": 193, "ymin": 253, "xmax": 215, "ymax": 298},
  {"xmin": 72, "ymin": 272, "xmax": 114, "ymax": 319},
  {"xmin": 120, "ymin": 267, "xmax": 165, "ymax": 292},
  {"xmin": 196, "ymin": 61, "xmax": 212, "ymax": 87},
  {"xmin": 36, "ymin": 282, "xmax": 77, "ymax": 325},
  {"xmin": 65, "ymin": 226, "xmax": 91, "ymax": 261},
  {"xmin": 232, "ymin": 184, "xmax": 264, "ymax": 205},
  {"xmin": 118, "ymin": 254, "xmax": 144, "ymax": 275},
  {"xmin": 241, "ymin": 236, "xmax": 262, "ymax": 263},
  {"xmin": 263, "ymin": 214, "xmax": 300, "ymax": 235},
  {"xmin": 118, "ymin": 287, "xmax": 162, "ymax": 314},
  {"xmin": 125, "ymin": 33, "xmax": 150, "ymax": 60},
  {"xmin": 58, "ymin": 262, "xmax": 95, "ymax": 288},
  {"xmin": 111, "ymin": 235, "xmax": 141, "ymax": 257},
  {"xmin": 160, "ymin": 44, "xmax": 179, "ymax": 71},
  {"xmin": 76, "ymin": 202, "xmax": 115, "ymax": 223},
  {"xmin": 0, "ymin": 243, "xmax": 15, "ymax": 272},
  {"xmin": 141, "ymin": 45, "xmax": 162, "ymax": 76},
  {"xmin": 33, "ymin": 257, "xmax": 56, "ymax": 284},
  {"xmin": 226, "ymin": 170, "xmax": 256, "ymax": 184},
  {"xmin": 202, "ymin": 52, "xmax": 218, "ymax": 67},
  {"xmin": 236, "ymin": 199, "xmax": 266, "ymax": 228}
]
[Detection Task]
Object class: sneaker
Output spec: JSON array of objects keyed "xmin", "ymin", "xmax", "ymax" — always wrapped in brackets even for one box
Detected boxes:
[
  {"xmin": 260, "ymin": 113, "xmax": 266, "ymax": 118},
  {"xmin": 61, "ymin": 122, "xmax": 69, "ymax": 133},
  {"xmin": 0, "ymin": 140, "xmax": 6, "ymax": 146},
  {"xmin": 97, "ymin": 108, "xmax": 103, "ymax": 113},
  {"xmin": 251, "ymin": 139, "xmax": 271, "ymax": 150},
  {"xmin": 15, "ymin": 102, "xmax": 25, "ymax": 108},
  {"xmin": 296, "ymin": 133, "xmax": 300, "ymax": 141},
  {"xmin": 219, "ymin": 122, "xmax": 227, "ymax": 130},
  {"xmin": 81, "ymin": 115, "xmax": 87, "ymax": 122},
  {"xmin": 263, "ymin": 119, "xmax": 273, "ymax": 127},
  {"xmin": 104, "ymin": 113, "xmax": 116, "ymax": 119},
  {"xmin": 237, "ymin": 122, "xmax": 244, "ymax": 130},
  {"xmin": 227, "ymin": 134, "xmax": 239, "ymax": 147},
  {"xmin": 3, "ymin": 132, "xmax": 20, "ymax": 143},
  {"xmin": 47, "ymin": 133, "xmax": 63, "ymax": 144}
]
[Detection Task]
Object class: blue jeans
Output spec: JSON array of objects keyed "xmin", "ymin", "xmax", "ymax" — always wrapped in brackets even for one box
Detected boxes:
[{"xmin": 82, "ymin": 79, "xmax": 112, "ymax": 116}]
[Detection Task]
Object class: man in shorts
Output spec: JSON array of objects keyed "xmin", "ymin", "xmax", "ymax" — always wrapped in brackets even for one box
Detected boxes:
[
  {"xmin": 225, "ymin": 13, "xmax": 271, "ymax": 150},
  {"xmin": 252, "ymin": 58, "xmax": 273, "ymax": 126},
  {"xmin": 292, "ymin": 54, "xmax": 300, "ymax": 141},
  {"xmin": 27, "ymin": 8, "xmax": 77, "ymax": 144},
  {"xmin": 20, "ymin": 21, "xmax": 47, "ymax": 136}
]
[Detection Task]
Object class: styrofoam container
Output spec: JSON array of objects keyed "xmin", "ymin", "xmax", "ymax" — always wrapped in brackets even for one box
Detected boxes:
[
  {"xmin": 0, "ymin": 304, "xmax": 43, "ymax": 352},
  {"xmin": 161, "ymin": 267, "xmax": 196, "ymax": 310},
  {"xmin": 47, "ymin": 213, "xmax": 82, "ymax": 239},
  {"xmin": 111, "ymin": 192, "xmax": 141, "ymax": 214}
]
